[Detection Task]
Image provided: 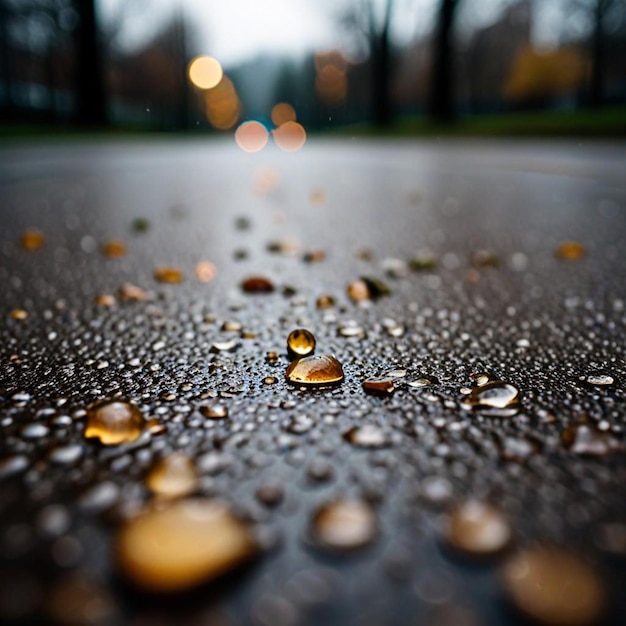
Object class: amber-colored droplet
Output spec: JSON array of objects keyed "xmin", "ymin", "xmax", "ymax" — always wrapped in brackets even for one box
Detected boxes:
[
  {"xmin": 10, "ymin": 308, "xmax": 28, "ymax": 320},
  {"xmin": 147, "ymin": 453, "xmax": 198, "ymax": 499},
  {"xmin": 119, "ymin": 283, "xmax": 147, "ymax": 301},
  {"xmin": 21, "ymin": 229, "xmax": 44, "ymax": 250},
  {"xmin": 116, "ymin": 499, "xmax": 258, "ymax": 592},
  {"xmin": 195, "ymin": 261, "xmax": 217, "ymax": 283},
  {"xmin": 241, "ymin": 276, "xmax": 275, "ymax": 293},
  {"xmin": 263, "ymin": 376, "xmax": 278, "ymax": 385},
  {"xmin": 362, "ymin": 377, "xmax": 395, "ymax": 396},
  {"xmin": 267, "ymin": 239, "xmax": 301, "ymax": 256},
  {"xmin": 285, "ymin": 354, "xmax": 344, "ymax": 386},
  {"xmin": 96, "ymin": 294, "xmax": 116, "ymax": 307},
  {"xmin": 287, "ymin": 328, "xmax": 316, "ymax": 358},
  {"xmin": 556, "ymin": 241, "xmax": 586, "ymax": 260},
  {"xmin": 199, "ymin": 404, "xmax": 229, "ymax": 420},
  {"xmin": 310, "ymin": 498, "xmax": 377, "ymax": 552},
  {"xmin": 84, "ymin": 400, "xmax": 146, "ymax": 445},
  {"xmin": 445, "ymin": 500, "xmax": 512, "ymax": 557},
  {"xmin": 102, "ymin": 240, "xmax": 126, "ymax": 258},
  {"xmin": 265, "ymin": 351, "xmax": 280, "ymax": 364},
  {"xmin": 347, "ymin": 279, "xmax": 370, "ymax": 302},
  {"xmin": 303, "ymin": 249, "xmax": 326, "ymax": 263},
  {"xmin": 502, "ymin": 546, "xmax": 606, "ymax": 626},
  {"xmin": 316, "ymin": 294, "xmax": 336, "ymax": 309},
  {"xmin": 154, "ymin": 267, "xmax": 183, "ymax": 283}
]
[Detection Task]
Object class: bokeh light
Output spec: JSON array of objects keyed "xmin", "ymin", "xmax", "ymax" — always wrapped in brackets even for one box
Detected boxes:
[
  {"xmin": 235, "ymin": 121, "xmax": 269, "ymax": 153},
  {"xmin": 272, "ymin": 121, "xmax": 307, "ymax": 152},
  {"xmin": 205, "ymin": 76, "xmax": 240, "ymax": 130},
  {"xmin": 188, "ymin": 56, "xmax": 223, "ymax": 90},
  {"xmin": 271, "ymin": 102, "xmax": 296, "ymax": 126},
  {"xmin": 314, "ymin": 51, "xmax": 348, "ymax": 106}
]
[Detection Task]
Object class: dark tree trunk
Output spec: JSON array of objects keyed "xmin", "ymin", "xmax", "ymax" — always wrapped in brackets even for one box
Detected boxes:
[
  {"xmin": 370, "ymin": 0, "xmax": 394, "ymax": 127},
  {"xmin": 428, "ymin": 0, "xmax": 460, "ymax": 123},
  {"xmin": 589, "ymin": 0, "xmax": 608, "ymax": 108},
  {"xmin": 75, "ymin": 0, "xmax": 107, "ymax": 126}
]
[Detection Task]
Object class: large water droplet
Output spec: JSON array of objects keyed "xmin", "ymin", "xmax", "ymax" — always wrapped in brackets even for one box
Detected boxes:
[
  {"xmin": 84, "ymin": 400, "xmax": 146, "ymax": 445},
  {"xmin": 462, "ymin": 380, "xmax": 521, "ymax": 417},
  {"xmin": 285, "ymin": 355, "xmax": 344, "ymax": 386},
  {"xmin": 362, "ymin": 377, "xmax": 395, "ymax": 396},
  {"xmin": 116, "ymin": 499, "xmax": 258, "ymax": 592}
]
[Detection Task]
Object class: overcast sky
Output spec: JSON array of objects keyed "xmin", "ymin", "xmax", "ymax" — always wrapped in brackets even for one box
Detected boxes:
[{"xmin": 99, "ymin": 0, "xmax": 567, "ymax": 67}]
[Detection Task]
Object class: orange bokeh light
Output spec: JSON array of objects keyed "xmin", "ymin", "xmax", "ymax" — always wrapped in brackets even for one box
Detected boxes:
[
  {"xmin": 272, "ymin": 121, "xmax": 307, "ymax": 152},
  {"xmin": 205, "ymin": 76, "xmax": 240, "ymax": 130},
  {"xmin": 188, "ymin": 56, "xmax": 223, "ymax": 90},
  {"xmin": 271, "ymin": 102, "xmax": 296, "ymax": 126},
  {"xmin": 235, "ymin": 121, "xmax": 269, "ymax": 153},
  {"xmin": 316, "ymin": 64, "xmax": 347, "ymax": 105}
]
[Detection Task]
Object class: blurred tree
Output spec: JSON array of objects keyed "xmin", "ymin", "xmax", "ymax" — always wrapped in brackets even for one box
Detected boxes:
[{"xmin": 428, "ymin": 0, "xmax": 461, "ymax": 123}]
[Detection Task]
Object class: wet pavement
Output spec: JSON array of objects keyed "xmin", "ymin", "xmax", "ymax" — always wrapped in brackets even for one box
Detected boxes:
[{"xmin": 0, "ymin": 137, "xmax": 625, "ymax": 625}]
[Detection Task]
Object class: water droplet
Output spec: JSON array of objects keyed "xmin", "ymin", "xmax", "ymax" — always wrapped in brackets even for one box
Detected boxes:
[
  {"xmin": 102, "ymin": 240, "xmax": 126, "ymax": 258},
  {"xmin": 502, "ymin": 546, "xmax": 605, "ymax": 626},
  {"xmin": 337, "ymin": 320, "xmax": 365, "ymax": 338},
  {"xmin": 362, "ymin": 377, "xmax": 395, "ymax": 396},
  {"xmin": 409, "ymin": 377, "xmax": 437, "ymax": 388},
  {"xmin": 462, "ymin": 380, "xmax": 521, "ymax": 417},
  {"xmin": 265, "ymin": 351, "xmax": 280, "ymax": 365},
  {"xmin": 584, "ymin": 374, "xmax": 614, "ymax": 386},
  {"xmin": 154, "ymin": 267, "xmax": 183, "ymax": 283},
  {"xmin": 343, "ymin": 424, "xmax": 389, "ymax": 448},
  {"xmin": 310, "ymin": 498, "xmax": 377, "ymax": 552},
  {"xmin": 306, "ymin": 458, "xmax": 334, "ymax": 483},
  {"xmin": 285, "ymin": 354, "xmax": 344, "ymax": 386},
  {"xmin": 263, "ymin": 376, "xmax": 278, "ymax": 385},
  {"xmin": 95, "ymin": 294, "xmax": 116, "ymax": 307},
  {"xmin": 316, "ymin": 294, "xmax": 336, "ymax": 309},
  {"xmin": 256, "ymin": 480, "xmax": 284, "ymax": 507},
  {"xmin": 119, "ymin": 283, "xmax": 147, "ymax": 301},
  {"xmin": 49, "ymin": 444, "xmax": 83, "ymax": 465},
  {"xmin": 147, "ymin": 453, "xmax": 198, "ymax": 499},
  {"xmin": 21, "ymin": 229, "xmax": 44, "ymax": 250},
  {"xmin": 561, "ymin": 423, "xmax": 623, "ymax": 457},
  {"xmin": 284, "ymin": 414, "xmax": 314, "ymax": 434},
  {"xmin": 303, "ymin": 249, "xmax": 326, "ymax": 263},
  {"xmin": 409, "ymin": 256, "xmax": 437, "ymax": 271},
  {"xmin": 132, "ymin": 217, "xmax": 150, "ymax": 233},
  {"xmin": 347, "ymin": 277, "xmax": 390, "ymax": 302},
  {"xmin": 199, "ymin": 404, "xmax": 229, "ymax": 420},
  {"xmin": 241, "ymin": 276, "xmax": 275, "ymax": 293},
  {"xmin": 287, "ymin": 328, "xmax": 316, "ymax": 358},
  {"xmin": 10, "ymin": 309, "xmax": 28, "ymax": 320},
  {"xmin": 210, "ymin": 337, "xmax": 240, "ymax": 352},
  {"xmin": 267, "ymin": 238, "xmax": 301, "ymax": 256},
  {"xmin": 444, "ymin": 500, "xmax": 512, "ymax": 557},
  {"xmin": 116, "ymin": 499, "xmax": 258, "ymax": 592},
  {"xmin": 556, "ymin": 241, "xmax": 586, "ymax": 260},
  {"xmin": 195, "ymin": 261, "xmax": 217, "ymax": 283},
  {"xmin": 84, "ymin": 400, "xmax": 146, "ymax": 445},
  {"xmin": 0, "ymin": 455, "xmax": 29, "ymax": 480}
]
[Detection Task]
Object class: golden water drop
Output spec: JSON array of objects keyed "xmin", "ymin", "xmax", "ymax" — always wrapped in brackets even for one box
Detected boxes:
[
  {"xmin": 21, "ymin": 229, "xmax": 44, "ymax": 250},
  {"xmin": 362, "ymin": 377, "xmax": 395, "ymax": 396},
  {"xmin": 147, "ymin": 453, "xmax": 198, "ymax": 499},
  {"xmin": 445, "ymin": 500, "xmax": 512, "ymax": 557},
  {"xmin": 265, "ymin": 351, "xmax": 280, "ymax": 364},
  {"xmin": 95, "ymin": 294, "xmax": 116, "ymax": 307},
  {"xmin": 287, "ymin": 328, "xmax": 316, "ymax": 358},
  {"xmin": 119, "ymin": 283, "xmax": 147, "ymax": 301},
  {"xmin": 285, "ymin": 354, "xmax": 344, "ymax": 386},
  {"xmin": 195, "ymin": 261, "xmax": 217, "ymax": 283},
  {"xmin": 502, "ymin": 546, "xmax": 605, "ymax": 626},
  {"xmin": 347, "ymin": 279, "xmax": 370, "ymax": 302},
  {"xmin": 116, "ymin": 499, "xmax": 258, "ymax": 592},
  {"xmin": 199, "ymin": 404, "xmax": 229, "ymax": 420},
  {"xmin": 102, "ymin": 240, "xmax": 126, "ymax": 258},
  {"xmin": 556, "ymin": 241, "xmax": 586, "ymax": 260},
  {"xmin": 310, "ymin": 498, "xmax": 377, "ymax": 552},
  {"xmin": 263, "ymin": 376, "xmax": 278, "ymax": 385},
  {"xmin": 154, "ymin": 267, "xmax": 183, "ymax": 283},
  {"xmin": 10, "ymin": 309, "xmax": 28, "ymax": 320},
  {"xmin": 84, "ymin": 400, "xmax": 146, "ymax": 445},
  {"xmin": 316, "ymin": 294, "xmax": 335, "ymax": 309},
  {"xmin": 241, "ymin": 276, "xmax": 275, "ymax": 293}
]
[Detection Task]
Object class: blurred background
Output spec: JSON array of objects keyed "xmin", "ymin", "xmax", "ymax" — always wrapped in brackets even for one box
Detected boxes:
[{"xmin": 0, "ymin": 0, "xmax": 624, "ymax": 137}]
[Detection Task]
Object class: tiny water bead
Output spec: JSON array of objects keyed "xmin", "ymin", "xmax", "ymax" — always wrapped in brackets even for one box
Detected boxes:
[
  {"xmin": 462, "ymin": 380, "xmax": 522, "ymax": 417},
  {"xmin": 343, "ymin": 425, "xmax": 389, "ymax": 448},
  {"xmin": 310, "ymin": 498, "xmax": 377, "ymax": 552},
  {"xmin": 95, "ymin": 294, "xmax": 116, "ymax": 307},
  {"xmin": 502, "ymin": 546, "xmax": 606, "ymax": 626},
  {"xmin": 316, "ymin": 294, "xmax": 336, "ymax": 309},
  {"xmin": 154, "ymin": 267, "xmax": 183, "ymax": 283},
  {"xmin": 285, "ymin": 355, "xmax": 344, "ymax": 386},
  {"xmin": 584, "ymin": 374, "xmax": 614, "ymax": 386},
  {"xmin": 362, "ymin": 377, "xmax": 395, "ymax": 396},
  {"xmin": 287, "ymin": 328, "xmax": 316, "ymax": 358},
  {"xmin": 21, "ymin": 229, "xmax": 44, "ymax": 250},
  {"xmin": 147, "ymin": 453, "xmax": 198, "ymax": 499},
  {"xmin": 241, "ymin": 276, "xmax": 275, "ymax": 293},
  {"xmin": 263, "ymin": 376, "xmax": 278, "ymax": 385},
  {"xmin": 102, "ymin": 240, "xmax": 126, "ymax": 258},
  {"xmin": 116, "ymin": 499, "xmax": 258, "ymax": 592},
  {"xmin": 84, "ymin": 400, "xmax": 146, "ymax": 445},
  {"xmin": 119, "ymin": 283, "xmax": 147, "ymax": 301},
  {"xmin": 199, "ymin": 404, "xmax": 229, "ymax": 420},
  {"xmin": 556, "ymin": 241, "xmax": 586, "ymax": 261},
  {"xmin": 444, "ymin": 501, "xmax": 512, "ymax": 557}
]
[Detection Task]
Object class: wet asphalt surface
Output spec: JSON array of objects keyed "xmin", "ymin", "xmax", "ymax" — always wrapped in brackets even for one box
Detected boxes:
[{"xmin": 0, "ymin": 137, "xmax": 625, "ymax": 625}]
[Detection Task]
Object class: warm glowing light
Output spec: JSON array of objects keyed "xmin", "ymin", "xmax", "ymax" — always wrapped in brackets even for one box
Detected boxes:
[
  {"xmin": 235, "ymin": 121, "xmax": 269, "ymax": 153},
  {"xmin": 205, "ymin": 76, "xmax": 240, "ymax": 130},
  {"xmin": 316, "ymin": 64, "xmax": 347, "ymax": 105},
  {"xmin": 272, "ymin": 121, "xmax": 306, "ymax": 152},
  {"xmin": 271, "ymin": 102, "xmax": 296, "ymax": 126},
  {"xmin": 188, "ymin": 56, "xmax": 223, "ymax": 90}
]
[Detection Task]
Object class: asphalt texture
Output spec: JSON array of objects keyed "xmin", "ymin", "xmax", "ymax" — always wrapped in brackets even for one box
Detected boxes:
[{"xmin": 0, "ymin": 137, "xmax": 625, "ymax": 625}]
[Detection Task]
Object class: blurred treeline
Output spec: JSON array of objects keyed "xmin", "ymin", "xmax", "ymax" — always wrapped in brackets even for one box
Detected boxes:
[{"xmin": 1, "ymin": 0, "xmax": 625, "ymax": 133}]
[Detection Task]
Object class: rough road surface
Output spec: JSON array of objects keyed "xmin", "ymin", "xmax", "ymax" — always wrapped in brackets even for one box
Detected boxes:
[{"xmin": 1, "ymin": 138, "xmax": 625, "ymax": 625}]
